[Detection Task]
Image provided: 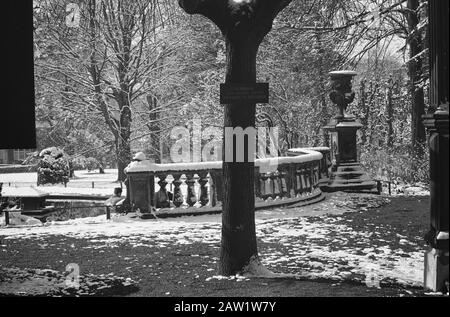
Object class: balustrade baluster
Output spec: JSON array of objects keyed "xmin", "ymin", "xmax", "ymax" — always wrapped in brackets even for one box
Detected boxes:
[
  {"xmin": 312, "ymin": 164, "xmax": 316, "ymax": 191},
  {"xmin": 303, "ymin": 167, "xmax": 309, "ymax": 193},
  {"xmin": 307, "ymin": 164, "xmax": 313, "ymax": 193},
  {"xmin": 260, "ymin": 173, "xmax": 270, "ymax": 200},
  {"xmin": 155, "ymin": 174, "xmax": 170, "ymax": 208},
  {"xmin": 269, "ymin": 172, "xmax": 278, "ymax": 199},
  {"xmin": 172, "ymin": 173, "xmax": 184, "ymax": 208},
  {"xmin": 326, "ymin": 151, "xmax": 331, "ymax": 178},
  {"xmin": 300, "ymin": 168, "xmax": 307, "ymax": 195},
  {"xmin": 315, "ymin": 164, "xmax": 320, "ymax": 187},
  {"xmin": 278, "ymin": 168, "xmax": 288, "ymax": 198},
  {"xmin": 287, "ymin": 163, "xmax": 295, "ymax": 198},
  {"xmin": 319, "ymin": 157, "xmax": 325, "ymax": 179},
  {"xmin": 198, "ymin": 172, "xmax": 209, "ymax": 207},
  {"xmin": 295, "ymin": 166, "xmax": 302, "ymax": 196},
  {"xmin": 186, "ymin": 174, "xmax": 197, "ymax": 207}
]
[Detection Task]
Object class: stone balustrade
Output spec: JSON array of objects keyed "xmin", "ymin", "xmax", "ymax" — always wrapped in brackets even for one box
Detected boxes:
[
  {"xmin": 287, "ymin": 147, "xmax": 331, "ymax": 183},
  {"xmin": 124, "ymin": 148, "xmax": 330, "ymax": 218}
]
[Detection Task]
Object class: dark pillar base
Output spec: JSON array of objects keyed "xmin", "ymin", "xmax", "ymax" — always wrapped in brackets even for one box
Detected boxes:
[
  {"xmin": 322, "ymin": 117, "xmax": 377, "ymax": 193},
  {"xmin": 424, "ymin": 248, "xmax": 449, "ymax": 292}
]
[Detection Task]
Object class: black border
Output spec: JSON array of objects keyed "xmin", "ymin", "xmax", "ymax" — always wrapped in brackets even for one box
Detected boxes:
[
  {"xmin": 1, "ymin": 296, "xmax": 446, "ymax": 314},
  {"xmin": 1, "ymin": 0, "xmax": 36, "ymax": 149}
]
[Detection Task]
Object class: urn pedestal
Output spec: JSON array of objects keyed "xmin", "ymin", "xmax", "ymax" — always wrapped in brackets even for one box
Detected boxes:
[{"xmin": 321, "ymin": 71, "xmax": 377, "ymax": 193}]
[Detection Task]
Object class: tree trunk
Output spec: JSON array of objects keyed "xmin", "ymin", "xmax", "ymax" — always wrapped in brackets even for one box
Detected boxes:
[
  {"xmin": 220, "ymin": 36, "xmax": 259, "ymax": 275},
  {"xmin": 386, "ymin": 77, "xmax": 394, "ymax": 147},
  {"xmin": 319, "ymin": 95, "xmax": 328, "ymax": 147},
  {"xmin": 359, "ymin": 79, "xmax": 368, "ymax": 145},
  {"xmin": 315, "ymin": 28, "xmax": 329, "ymax": 146},
  {"xmin": 87, "ymin": 0, "xmax": 122, "ymax": 179},
  {"xmin": 178, "ymin": 0, "xmax": 293, "ymax": 276},
  {"xmin": 407, "ymin": 0, "xmax": 426, "ymax": 154},
  {"xmin": 116, "ymin": 91, "xmax": 132, "ymax": 182},
  {"xmin": 147, "ymin": 95, "xmax": 161, "ymax": 163}
]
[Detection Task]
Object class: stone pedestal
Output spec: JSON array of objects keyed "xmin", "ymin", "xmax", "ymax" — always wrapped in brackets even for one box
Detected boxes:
[{"xmin": 322, "ymin": 117, "xmax": 377, "ymax": 192}]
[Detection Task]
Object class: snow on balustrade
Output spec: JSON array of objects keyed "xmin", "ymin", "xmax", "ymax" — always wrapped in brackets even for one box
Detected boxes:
[
  {"xmin": 124, "ymin": 148, "xmax": 330, "ymax": 217},
  {"xmin": 124, "ymin": 148, "xmax": 323, "ymax": 174},
  {"xmin": 289, "ymin": 147, "xmax": 331, "ymax": 153}
]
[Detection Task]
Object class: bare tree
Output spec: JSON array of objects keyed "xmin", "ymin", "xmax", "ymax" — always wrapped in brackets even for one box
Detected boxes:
[{"xmin": 34, "ymin": 0, "xmax": 185, "ymax": 180}]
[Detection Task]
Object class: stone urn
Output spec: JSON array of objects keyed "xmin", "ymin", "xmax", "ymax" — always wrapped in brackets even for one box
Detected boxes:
[{"xmin": 329, "ymin": 70, "xmax": 357, "ymax": 119}]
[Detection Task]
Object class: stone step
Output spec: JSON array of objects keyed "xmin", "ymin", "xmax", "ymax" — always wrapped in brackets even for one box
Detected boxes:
[
  {"xmin": 329, "ymin": 178, "xmax": 376, "ymax": 185},
  {"xmin": 330, "ymin": 174, "xmax": 372, "ymax": 183},
  {"xmin": 335, "ymin": 165, "xmax": 364, "ymax": 172},
  {"xmin": 336, "ymin": 162, "xmax": 360, "ymax": 167},
  {"xmin": 321, "ymin": 181, "xmax": 378, "ymax": 193},
  {"xmin": 332, "ymin": 171, "xmax": 367, "ymax": 178}
]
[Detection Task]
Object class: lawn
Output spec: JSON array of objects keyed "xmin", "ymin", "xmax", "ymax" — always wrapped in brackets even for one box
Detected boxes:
[{"xmin": 1, "ymin": 191, "xmax": 443, "ymax": 297}]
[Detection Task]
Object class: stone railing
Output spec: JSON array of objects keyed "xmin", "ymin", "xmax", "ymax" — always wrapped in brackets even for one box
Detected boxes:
[
  {"xmin": 287, "ymin": 147, "xmax": 331, "ymax": 183},
  {"xmin": 124, "ymin": 148, "xmax": 330, "ymax": 218}
]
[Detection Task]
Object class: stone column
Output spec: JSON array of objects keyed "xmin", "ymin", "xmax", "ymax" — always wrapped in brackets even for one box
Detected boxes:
[
  {"xmin": 423, "ymin": 107, "xmax": 449, "ymax": 292},
  {"xmin": 322, "ymin": 71, "xmax": 377, "ymax": 193},
  {"xmin": 422, "ymin": 0, "xmax": 449, "ymax": 293}
]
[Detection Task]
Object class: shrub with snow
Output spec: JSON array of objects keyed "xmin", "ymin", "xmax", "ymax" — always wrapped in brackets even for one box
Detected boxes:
[{"xmin": 37, "ymin": 147, "xmax": 70, "ymax": 185}]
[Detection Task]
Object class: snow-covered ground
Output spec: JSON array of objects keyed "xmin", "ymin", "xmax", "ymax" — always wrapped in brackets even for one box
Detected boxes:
[
  {"xmin": 0, "ymin": 169, "xmax": 124, "ymax": 196},
  {"xmin": 0, "ymin": 169, "xmax": 118, "ymax": 184},
  {"xmin": 257, "ymin": 216, "xmax": 423, "ymax": 287},
  {"xmin": 380, "ymin": 182, "xmax": 430, "ymax": 197},
  {"xmin": 0, "ymin": 193, "xmax": 425, "ymax": 289},
  {"xmin": 0, "ymin": 171, "xmax": 429, "ymax": 290},
  {"xmin": 1, "ymin": 170, "xmax": 206, "ymax": 201},
  {"xmin": 0, "ymin": 169, "xmax": 430, "ymax": 199}
]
